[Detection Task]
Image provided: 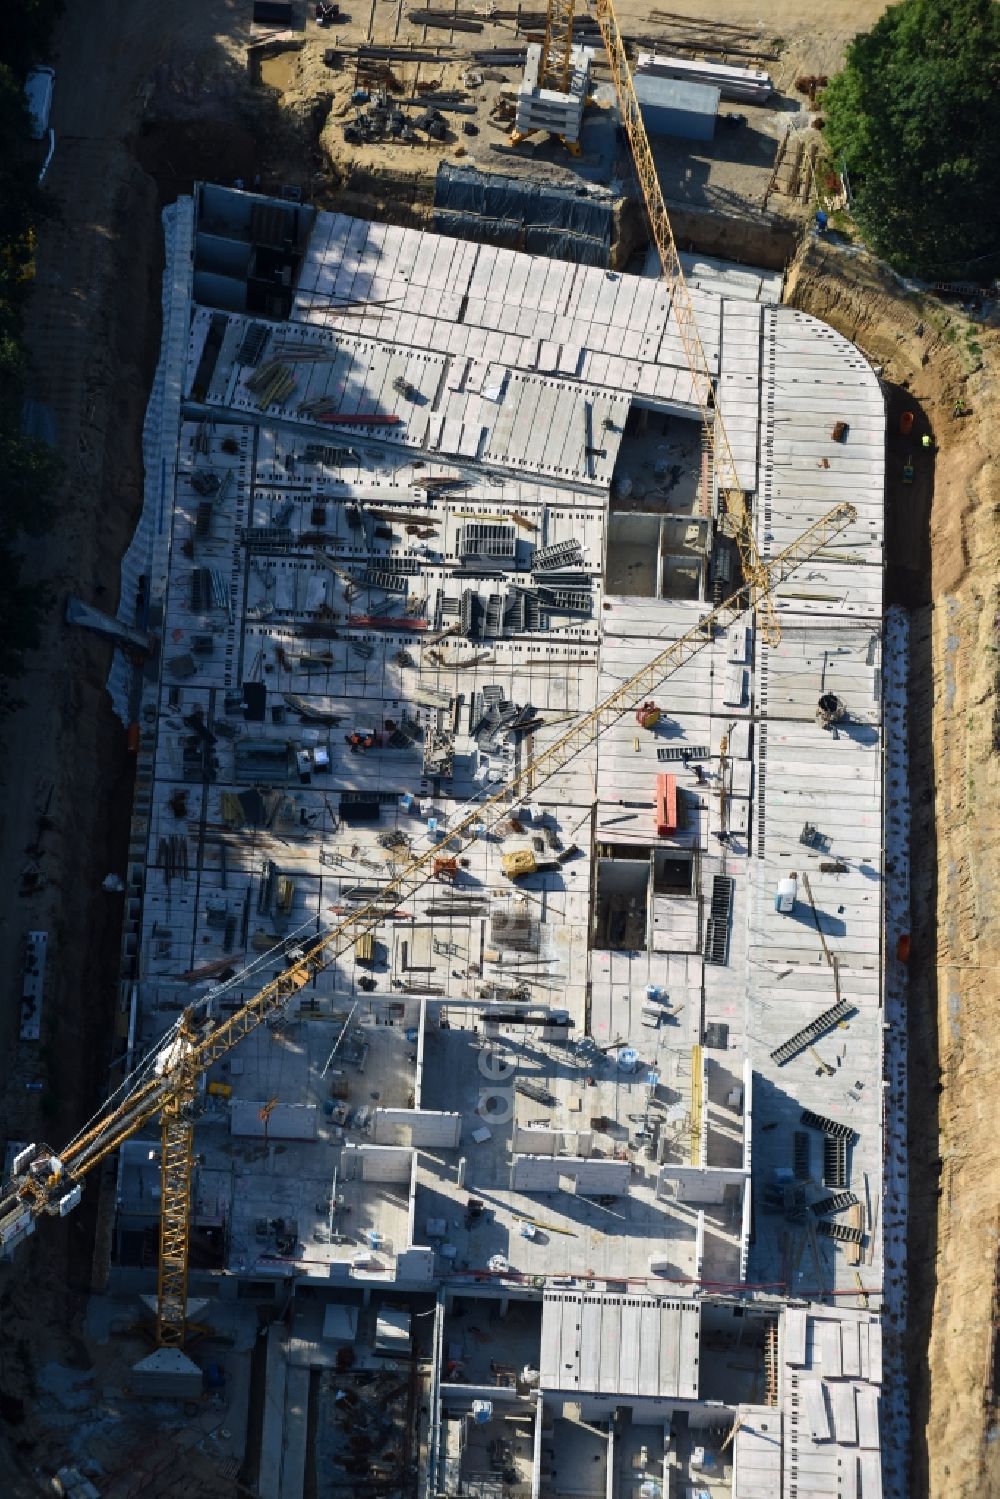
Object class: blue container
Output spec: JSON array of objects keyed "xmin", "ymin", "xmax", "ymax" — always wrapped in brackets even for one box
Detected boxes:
[{"xmin": 633, "ymin": 75, "xmax": 720, "ymax": 142}]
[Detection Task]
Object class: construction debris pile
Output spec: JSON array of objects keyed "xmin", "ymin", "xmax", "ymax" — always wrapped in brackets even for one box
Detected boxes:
[
  {"xmin": 435, "ymin": 533, "xmax": 592, "ymax": 638},
  {"xmin": 343, "ymin": 90, "xmax": 455, "ymax": 146},
  {"xmin": 315, "ymin": 1366, "xmax": 417, "ymax": 1491}
]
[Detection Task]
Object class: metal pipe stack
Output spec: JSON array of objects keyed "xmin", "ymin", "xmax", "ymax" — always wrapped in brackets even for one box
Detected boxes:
[{"xmin": 635, "ymin": 51, "xmax": 773, "ymax": 104}]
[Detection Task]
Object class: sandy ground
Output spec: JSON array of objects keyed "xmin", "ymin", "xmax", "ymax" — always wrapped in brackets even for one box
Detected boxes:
[
  {"xmin": 259, "ymin": 0, "xmax": 890, "ymax": 215},
  {"xmin": 786, "ymin": 239, "xmax": 1000, "ymax": 1497}
]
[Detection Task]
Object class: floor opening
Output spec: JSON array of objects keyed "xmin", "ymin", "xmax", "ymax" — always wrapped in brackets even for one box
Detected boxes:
[{"xmin": 594, "ymin": 858, "xmax": 649, "ymax": 950}]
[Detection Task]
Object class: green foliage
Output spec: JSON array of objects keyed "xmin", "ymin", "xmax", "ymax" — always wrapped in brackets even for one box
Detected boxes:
[
  {"xmin": 0, "ymin": 0, "xmax": 64, "ymax": 76},
  {"xmin": 0, "ymin": 316, "xmax": 59, "ymax": 541},
  {"xmin": 0, "ymin": 65, "xmax": 53, "ymax": 256},
  {"xmin": 0, "ymin": 541, "xmax": 48, "ymax": 693},
  {"xmin": 0, "ymin": 422, "xmax": 59, "ymax": 539},
  {"xmin": 823, "ymin": 0, "xmax": 1000, "ymax": 278}
]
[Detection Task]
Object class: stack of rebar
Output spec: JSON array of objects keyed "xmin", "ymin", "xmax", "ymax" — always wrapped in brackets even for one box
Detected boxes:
[
  {"xmin": 648, "ymin": 8, "xmax": 776, "ymax": 61},
  {"xmin": 298, "ymin": 395, "xmax": 340, "ymax": 419},
  {"xmin": 245, "ymin": 360, "xmax": 297, "ymax": 410},
  {"xmin": 408, "ymin": 7, "xmax": 484, "ymax": 31},
  {"xmin": 472, "ymin": 45, "xmax": 527, "ymax": 65},
  {"xmin": 157, "ymin": 834, "xmax": 190, "ymax": 881},
  {"xmin": 270, "ymin": 342, "xmax": 334, "ymax": 364}
]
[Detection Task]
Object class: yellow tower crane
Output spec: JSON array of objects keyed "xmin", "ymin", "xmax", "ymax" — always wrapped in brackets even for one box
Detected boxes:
[
  {"xmin": 0, "ymin": 501, "xmax": 855, "ymax": 1347},
  {"xmin": 509, "ymin": 0, "xmax": 581, "ymax": 150},
  {"xmin": 539, "ymin": 0, "xmax": 577, "ymax": 93},
  {"xmin": 515, "ymin": 0, "xmax": 780, "ymax": 645}
]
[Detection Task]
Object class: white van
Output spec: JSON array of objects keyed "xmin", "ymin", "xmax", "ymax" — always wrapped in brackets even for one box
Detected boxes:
[{"xmin": 25, "ymin": 67, "xmax": 55, "ymax": 140}]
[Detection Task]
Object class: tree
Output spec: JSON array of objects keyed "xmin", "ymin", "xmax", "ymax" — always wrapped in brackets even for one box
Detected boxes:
[
  {"xmin": 0, "ymin": 541, "xmax": 48, "ymax": 712},
  {"xmin": 823, "ymin": 0, "xmax": 1000, "ymax": 279},
  {"xmin": 0, "ymin": 15, "xmax": 65, "ymax": 719},
  {"xmin": 0, "ymin": 225, "xmax": 60, "ymax": 543},
  {"xmin": 0, "ymin": 1, "xmax": 64, "ymax": 76}
]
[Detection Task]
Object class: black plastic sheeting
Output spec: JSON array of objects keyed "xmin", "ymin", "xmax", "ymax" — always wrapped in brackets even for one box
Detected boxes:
[{"xmin": 433, "ymin": 163, "xmax": 614, "ymax": 266}]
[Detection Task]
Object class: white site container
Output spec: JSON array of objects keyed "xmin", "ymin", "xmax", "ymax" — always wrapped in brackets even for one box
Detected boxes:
[{"xmin": 775, "ymin": 873, "xmax": 798, "ymax": 914}]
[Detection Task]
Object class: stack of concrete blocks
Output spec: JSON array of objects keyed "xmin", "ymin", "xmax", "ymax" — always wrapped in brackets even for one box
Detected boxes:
[{"xmin": 514, "ymin": 42, "xmax": 594, "ymax": 147}]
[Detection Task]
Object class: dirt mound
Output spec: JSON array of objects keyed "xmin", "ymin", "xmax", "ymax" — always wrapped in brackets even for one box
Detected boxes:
[{"xmin": 788, "ymin": 235, "xmax": 1000, "ymax": 1498}]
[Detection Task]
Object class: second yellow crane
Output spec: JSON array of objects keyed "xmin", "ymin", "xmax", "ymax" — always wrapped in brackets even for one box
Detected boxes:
[{"xmin": 516, "ymin": 0, "xmax": 781, "ymax": 644}]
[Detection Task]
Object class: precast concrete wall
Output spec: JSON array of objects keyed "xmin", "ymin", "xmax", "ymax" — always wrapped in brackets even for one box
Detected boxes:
[
  {"xmin": 510, "ymin": 1155, "xmax": 630, "ymax": 1195},
  {"xmin": 373, "ymin": 1108, "xmax": 462, "ymax": 1148}
]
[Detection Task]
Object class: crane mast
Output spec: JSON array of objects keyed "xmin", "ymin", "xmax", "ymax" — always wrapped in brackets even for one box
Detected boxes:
[
  {"xmin": 158, "ymin": 1089, "xmax": 197, "ymax": 1347},
  {"xmin": 540, "ymin": 0, "xmax": 576, "ymax": 92},
  {"xmin": 0, "ymin": 500, "xmax": 855, "ymax": 1343},
  {"xmin": 509, "ymin": 0, "xmax": 581, "ymax": 150},
  {"xmin": 521, "ymin": 0, "xmax": 782, "ymax": 645},
  {"xmin": 590, "ymin": 0, "xmax": 780, "ymax": 644}
]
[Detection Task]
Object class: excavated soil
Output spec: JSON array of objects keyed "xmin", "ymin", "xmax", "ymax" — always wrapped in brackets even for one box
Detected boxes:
[
  {"xmin": 786, "ymin": 238, "xmax": 1000, "ymax": 1498},
  {"xmin": 266, "ymin": 0, "xmax": 889, "ymax": 233}
]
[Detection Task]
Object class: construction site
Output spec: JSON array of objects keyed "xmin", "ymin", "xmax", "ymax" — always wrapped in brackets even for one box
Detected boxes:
[{"xmin": 0, "ymin": 2, "xmax": 998, "ymax": 1499}]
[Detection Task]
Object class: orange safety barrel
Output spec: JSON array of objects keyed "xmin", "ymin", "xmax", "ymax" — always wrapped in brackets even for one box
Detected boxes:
[{"xmin": 655, "ymin": 773, "xmax": 677, "ymax": 836}]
